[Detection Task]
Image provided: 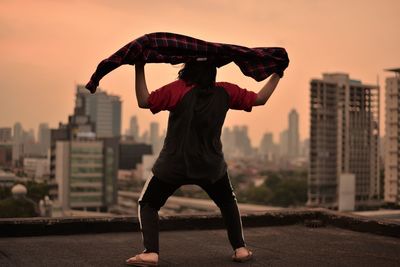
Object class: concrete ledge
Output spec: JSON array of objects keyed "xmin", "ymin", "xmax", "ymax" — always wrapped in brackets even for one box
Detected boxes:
[
  {"xmin": 1, "ymin": 208, "xmax": 399, "ymax": 238},
  {"xmin": 316, "ymin": 208, "xmax": 400, "ymax": 238}
]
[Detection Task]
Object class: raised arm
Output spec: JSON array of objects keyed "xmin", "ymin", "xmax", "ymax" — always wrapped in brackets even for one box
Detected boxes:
[
  {"xmin": 253, "ymin": 73, "xmax": 281, "ymax": 106},
  {"xmin": 135, "ymin": 63, "xmax": 150, "ymax": 108}
]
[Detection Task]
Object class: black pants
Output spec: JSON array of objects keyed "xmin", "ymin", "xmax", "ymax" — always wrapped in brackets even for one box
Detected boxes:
[{"xmin": 138, "ymin": 172, "xmax": 246, "ymax": 254}]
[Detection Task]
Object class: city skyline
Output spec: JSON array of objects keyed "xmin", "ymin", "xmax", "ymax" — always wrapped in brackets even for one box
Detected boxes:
[{"xmin": 1, "ymin": 1, "xmax": 399, "ymax": 145}]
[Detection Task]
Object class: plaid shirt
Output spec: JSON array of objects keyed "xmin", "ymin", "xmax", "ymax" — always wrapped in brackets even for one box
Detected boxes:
[{"xmin": 85, "ymin": 32, "xmax": 289, "ymax": 93}]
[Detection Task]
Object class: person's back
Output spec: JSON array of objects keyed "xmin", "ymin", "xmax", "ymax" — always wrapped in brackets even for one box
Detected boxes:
[
  {"xmin": 148, "ymin": 60, "xmax": 259, "ymax": 183},
  {"xmin": 126, "ymin": 59, "xmax": 281, "ymax": 266}
]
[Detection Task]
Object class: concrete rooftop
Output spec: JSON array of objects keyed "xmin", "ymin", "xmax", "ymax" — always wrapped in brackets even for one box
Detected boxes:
[{"xmin": 1, "ymin": 208, "xmax": 399, "ymax": 266}]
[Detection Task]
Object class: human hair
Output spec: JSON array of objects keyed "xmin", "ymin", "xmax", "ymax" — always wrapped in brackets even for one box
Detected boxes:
[{"xmin": 178, "ymin": 60, "xmax": 217, "ymax": 89}]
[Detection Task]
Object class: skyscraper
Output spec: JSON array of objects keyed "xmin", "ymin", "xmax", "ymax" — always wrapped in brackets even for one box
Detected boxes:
[
  {"xmin": 259, "ymin": 132, "xmax": 273, "ymax": 154},
  {"xmin": 232, "ymin": 125, "xmax": 253, "ymax": 157},
  {"xmin": 128, "ymin": 116, "xmax": 140, "ymax": 141},
  {"xmin": 0, "ymin": 127, "xmax": 12, "ymax": 168},
  {"xmin": 150, "ymin": 122, "xmax": 160, "ymax": 155},
  {"xmin": 384, "ymin": 68, "xmax": 400, "ymax": 206},
  {"xmin": 279, "ymin": 129, "xmax": 288, "ymax": 157},
  {"xmin": 49, "ymin": 85, "xmax": 120, "ymax": 212},
  {"xmin": 38, "ymin": 123, "xmax": 50, "ymax": 156},
  {"xmin": 308, "ymin": 73, "xmax": 380, "ymax": 210},
  {"xmin": 12, "ymin": 122, "xmax": 23, "ymax": 165},
  {"xmin": 76, "ymin": 85, "xmax": 122, "ymax": 138},
  {"xmin": 288, "ymin": 109, "xmax": 299, "ymax": 158}
]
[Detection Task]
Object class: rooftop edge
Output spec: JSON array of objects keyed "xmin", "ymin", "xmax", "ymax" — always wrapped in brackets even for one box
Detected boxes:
[{"xmin": 0, "ymin": 208, "xmax": 399, "ymax": 239}]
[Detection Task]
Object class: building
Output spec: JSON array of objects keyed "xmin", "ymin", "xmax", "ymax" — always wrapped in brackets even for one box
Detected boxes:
[
  {"xmin": 49, "ymin": 86, "xmax": 120, "ymax": 212},
  {"xmin": 288, "ymin": 109, "xmax": 300, "ymax": 158},
  {"xmin": 12, "ymin": 122, "xmax": 23, "ymax": 165},
  {"xmin": 149, "ymin": 122, "xmax": 161, "ymax": 155},
  {"xmin": 0, "ymin": 128, "xmax": 12, "ymax": 143},
  {"xmin": 119, "ymin": 142, "xmax": 152, "ymax": 170},
  {"xmin": 308, "ymin": 73, "xmax": 380, "ymax": 210},
  {"xmin": 76, "ymin": 85, "xmax": 121, "ymax": 138},
  {"xmin": 279, "ymin": 129, "xmax": 288, "ymax": 157},
  {"xmin": 23, "ymin": 157, "xmax": 49, "ymax": 181},
  {"xmin": 54, "ymin": 132, "xmax": 119, "ymax": 212},
  {"xmin": 38, "ymin": 123, "xmax": 50, "ymax": 156},
  {"xmin": 221, "ymin": 126, "xmax": 254, "ymax": 158},
  {"xmin": 259, "ymin": 132, "xmax": 275, "ymax": 160},
  {"xmin": 384, "ymin": 68, "xmax": 400, "ymax": 206},
  {"xmin": 0, "ymin": 128, "xmax": 12, "ymax": 169},
  {"xmin": 56, "ymin": 136, "xmax": 104, "ymax": 211},
  {"xmin": 221, "ymin": 127, "xmax": 235, "ymax": 157},
  {"xmin": 127, "ymin": 116, "xmax": 140, "ymax": 142}
]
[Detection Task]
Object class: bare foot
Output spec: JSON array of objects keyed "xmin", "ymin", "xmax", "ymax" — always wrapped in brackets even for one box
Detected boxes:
[
  {"xmin": 126, "ymin": 252, "xmax": 158, "ymax": 265},
  {"xmin": 233, "ymin": 247, "xmax": 253, "ymax": 262},
  {"xmin": 235, "ymin": 247, "xmax": 251, "ymax": 257}
]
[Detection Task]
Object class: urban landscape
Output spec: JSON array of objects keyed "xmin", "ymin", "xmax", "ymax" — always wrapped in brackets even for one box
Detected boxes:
[
  {"xmin": 1, "ymin": 1, "xmax": 399, "ymax": 266},
  {"xmin": 1, "ymin": 70, "xmax": 400, "ymax": 222}
]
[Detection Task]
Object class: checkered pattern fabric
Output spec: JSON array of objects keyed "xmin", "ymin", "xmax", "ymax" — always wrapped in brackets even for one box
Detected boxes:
[{"xmin": 85, "ymin": 32, "xmax": 289, "ymax": 93}]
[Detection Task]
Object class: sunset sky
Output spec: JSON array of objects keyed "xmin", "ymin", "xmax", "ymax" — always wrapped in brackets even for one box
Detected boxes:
[{"xmin": 1, "ymin": 0, "xmax": 399, "ymax": 145}]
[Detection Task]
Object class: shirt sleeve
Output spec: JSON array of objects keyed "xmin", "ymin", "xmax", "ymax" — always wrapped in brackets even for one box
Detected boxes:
[
  {"xmin": 147, "ymin": 80, "xmax": 183, "ymax": 114},
  {"xmin": 218, "ymin": 82, "xmax": 258, "ymax": 112}
]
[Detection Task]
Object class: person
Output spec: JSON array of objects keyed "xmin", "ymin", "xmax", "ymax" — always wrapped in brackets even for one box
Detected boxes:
[{"xmin": 126, "ymin": 59, "xmax": 281, "ymax": 266}]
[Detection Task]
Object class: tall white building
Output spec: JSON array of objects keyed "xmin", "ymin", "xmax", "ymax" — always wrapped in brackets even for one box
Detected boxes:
[
  {"xmin": 384, "ymin": 68, "xmax": 400, "ymax": 205},
  {"xmin": 56, "ymin": 137, "xmax": 104, "ymax": 211},
  {"xmin": 288, "ymin": 109, "xmax": 300, "ymax": 158},
  {"xmin": 76, "ymin": 85, "xmax": 121, "ymax": 138},
  {"xmin": 308, "ymin": 73, "xmax": 380, "ymax": 210}
]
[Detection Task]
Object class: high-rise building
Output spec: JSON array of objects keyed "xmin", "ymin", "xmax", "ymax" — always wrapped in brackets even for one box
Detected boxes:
[
  {"xmin": 38, "ymin": 123, "xmax": 50, "ymax": 156},
  {"xmin": 288, "ymin": 109, "xmax": 300, "ymax": 158},
  {"xmin": 0, "ymin": 128, "xmax": 12, "ymax": 168},
  {"xmin": 56, "ymin": 136, "xmax": 104, "ymax": 211},
  {"xmin": 119, "ymin": 142, "xmax": 152, "ymax": 170},
  {"xmin": 221, "ymin": 127, "xmax": 235, "ymax": 157},
  {"xmin": 259, "ymin": 132, "xmax": 275, "ymax": 160},
  {"xmin": 49, "ymin": 85, "xmax": 120, "ymax": 212},
  {"xmin": 12, "ymin": 122, "xmax": 23, "ymax": 165},
  {"xmin": 150, "ymin": 122, "xmax": 160, "ymax": 155},
  {"xmin": 233, "ymin": 125, "xmax": 253, "ymax": 157},
  {"xmin": 308, "ymin": 73, "xmax": 380, "ymax": 210},
  {"xmin": 76, "ymin": 85, "xmax": 122, "ymax": 138},
  {"xmin": 128, "ymin": 116, "xmax": 140, "ymax": 142},
  {"xmin": 279, "ymin": 129, "xmax": 288, "ymax": 157},
  {"xmin": 384, "ymin": 68, "xmax": 400, "ymax": 206}
]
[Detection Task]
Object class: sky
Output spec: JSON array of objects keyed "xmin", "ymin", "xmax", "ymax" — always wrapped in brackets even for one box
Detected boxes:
[{"xmin": 1, "ymin": 0, "xmax": 399, "ymax": 146}]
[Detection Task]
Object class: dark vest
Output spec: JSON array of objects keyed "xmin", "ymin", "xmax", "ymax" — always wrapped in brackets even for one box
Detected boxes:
[{"xmin": 152, "ymin": 85, "xmax": 229, "ymax": 184}]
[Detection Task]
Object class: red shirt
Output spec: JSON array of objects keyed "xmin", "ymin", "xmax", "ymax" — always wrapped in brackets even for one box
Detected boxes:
[
  {"xmin": 148, "ymin": 79, "xmax": 258, "ymax": 114},
  {"xmin": 148, "ymin": 79, "xmax": 258, "ymax": 184}
]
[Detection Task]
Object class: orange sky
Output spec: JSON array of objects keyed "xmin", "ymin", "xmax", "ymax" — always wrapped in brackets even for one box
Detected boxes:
[{"xmin": 1, "ymin": 0, "xmax": 399, "ymax": 146}]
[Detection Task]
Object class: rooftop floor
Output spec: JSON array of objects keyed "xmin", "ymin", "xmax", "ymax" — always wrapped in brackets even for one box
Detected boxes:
[
  {"xmin": 1, "ymin": 208, "xmax": 399, "ymax": 266},
  {"xmin": 1, "ymin": 224, "xmax": 399, "ymax": 267}
]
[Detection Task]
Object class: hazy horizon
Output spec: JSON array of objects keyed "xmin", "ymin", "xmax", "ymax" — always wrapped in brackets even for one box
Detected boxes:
[{"xmin": 1, "ymin": 0, "xmax": 399, "ymax": 145}]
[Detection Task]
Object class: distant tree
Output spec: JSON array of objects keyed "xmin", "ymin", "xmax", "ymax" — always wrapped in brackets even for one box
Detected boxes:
[
  {"xmin": 24, "ymin": 181, "xmax": 50, "ymax": 203},
  {"xmin": 264, "ymin": 173, "xmax": 281, "ymax": 189},
  {"xmin": 0, "ymin": 186, "xmax": 11, "ymax": 200},
  {"xmin": 238, "ymin": 170, "xmax": 308, "ymax": 207},
  {"xmin": 237, "ymin": 185, "xmax": 273, "ymax": 205},
  {"xmin": 0, "ymin": 197, "xmax": 40, "ymax": 218}
]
